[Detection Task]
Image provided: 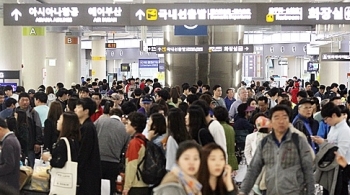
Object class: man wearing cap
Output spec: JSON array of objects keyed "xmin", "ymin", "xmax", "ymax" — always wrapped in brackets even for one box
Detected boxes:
[
  {"xmin": 292, "ymin": 98, "xmax": 319, "ymax": 153},
  {"xmin": 137, "ymin": 95, "xmax": 153, "ymax": 117}
]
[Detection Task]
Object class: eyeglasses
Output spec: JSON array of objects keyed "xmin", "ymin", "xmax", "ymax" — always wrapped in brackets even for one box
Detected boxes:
[{"xmin": 122, "ymin": 115, "xmax": 128, "ymax": 119}]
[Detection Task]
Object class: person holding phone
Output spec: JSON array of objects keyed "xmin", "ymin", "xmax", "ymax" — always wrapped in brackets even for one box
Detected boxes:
[{"xmin": 198, "ymin": 143, "xmax": 237, "ymax": 195}]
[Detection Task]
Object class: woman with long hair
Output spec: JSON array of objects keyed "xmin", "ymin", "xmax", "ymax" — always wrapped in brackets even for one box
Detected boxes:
[
  {"xmin": 153, "ymin": 140, "xmax": 202, "ymax": 195},
  {"xmin": 43, "ymin": 112, "xmax": 80, "ymax": 169},
  {"xmin": 198, "ymin": 143, "xmax": 237, "ymax": 195},
  {"xmin": 147, "ymin": 113, "xmax": 167, "ymax": 153},
  {"xmin": 166, "ymin": 108, "xmax": 191, "ymax": 171},
  {"xmin": 170, "ymin": 87, "xmax": 181, "ymax": 107},
  {"xmin": 44, "ymin": 101, "xmax": 63, "ymax": 152},
  {"xmin": 46, "ymin": 86, "xmax": 56, "ymax": 107},
  {"xmin": 186, "ymin": 105, "xmax": 214, "ymax": 146}
]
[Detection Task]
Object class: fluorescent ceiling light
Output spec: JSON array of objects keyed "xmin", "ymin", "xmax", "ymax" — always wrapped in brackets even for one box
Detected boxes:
[{"xmin": 113, "ymin": 0, "xmax": 133, "ymax": 2}]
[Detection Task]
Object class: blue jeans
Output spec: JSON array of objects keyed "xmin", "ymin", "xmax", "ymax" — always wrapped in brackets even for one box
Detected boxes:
[{"xmin": 27, "ymin": 150, "xmax": 35, "ymax": 168}]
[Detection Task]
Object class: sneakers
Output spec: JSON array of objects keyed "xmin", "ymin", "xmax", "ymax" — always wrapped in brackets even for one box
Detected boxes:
[{"xmin": 252, "ymin": 184, "xmax": 262, "ymax": 195}]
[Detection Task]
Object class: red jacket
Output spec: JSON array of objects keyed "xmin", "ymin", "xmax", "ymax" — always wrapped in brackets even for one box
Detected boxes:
[
  {"xmin": 90, "ymin": 106, "xmax": 103, "ymax": 122},
  {"xmin": 290, "ymin": 83, "xmax": 300, "ymax": 104}
]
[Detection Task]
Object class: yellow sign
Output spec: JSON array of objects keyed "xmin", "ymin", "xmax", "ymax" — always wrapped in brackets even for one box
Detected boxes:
[
  {"xmin": 161, "ymin": 47, "xmax": 167, "ymax": 52},
  {"xmin": 156, "ymin": 72, "xmax": 165, "ymax": 81},
  {"xmin": 91, "ymin": 56, "xmax": 106, "ymax": 61},
  {"xmin": 146, "ymin": 9, "xmax": 158, "ymax": 20},
  {"xmin": 266, "ymin": 14, "xmax": 274, "ymax": 23},
  {"xmin": 92, "ymin": 70, "xmax": 96, "ymax": 76}
]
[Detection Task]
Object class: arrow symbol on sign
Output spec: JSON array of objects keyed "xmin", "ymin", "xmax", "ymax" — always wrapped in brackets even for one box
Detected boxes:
[
  {"xmin": 135, "ymin": 9, "xmax": 145, "ymax": 20},
  {"xmin": 244, "ymin": 47, "xmax": 249, "ymax": 51},
  {"xmin": 11, "ymin": 9, "xmax": 22, "ymax": 21}
]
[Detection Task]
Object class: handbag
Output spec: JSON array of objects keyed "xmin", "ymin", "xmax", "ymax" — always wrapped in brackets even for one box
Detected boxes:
[
  {"xmin": 49, "ymin": 137, "xmax": 77, "ymax": 195},
  {"xmin": 234, "ymin": 156, "xmax": 247, "ymax": 183}
]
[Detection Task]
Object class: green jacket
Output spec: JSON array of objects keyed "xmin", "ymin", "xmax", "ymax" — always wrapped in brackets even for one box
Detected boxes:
[{"xmin": 220, "ymin": 122, "xmax": 238, "ymax": 170}]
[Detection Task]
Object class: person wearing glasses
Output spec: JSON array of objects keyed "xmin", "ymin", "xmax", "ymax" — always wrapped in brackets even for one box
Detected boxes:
[{"xmin": 293, "ymin": 98, "xmax": 319, "ymax": 153}]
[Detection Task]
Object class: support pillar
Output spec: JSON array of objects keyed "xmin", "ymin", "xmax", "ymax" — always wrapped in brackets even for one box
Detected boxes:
[
  {"xmin": 22, "ymin": 27, "xmax": 46, "ymax": 89},
  {"xmin": 45, "ymin": 32, "xmax": 65, "ymax": 87},
  {"xmin": 91, "ymin": 37, "xmax": 106, "ymax": 80},
  {"xmin": 209, "ymin": 26, "xmax": 244, "ymax": 90},
  {"xmin": 65, "ymin": 36, "xmax": 81, "ymax": 87},
  {"xmin": 0, "ymin": 18, "xmax": 22, "ymax": 71},
  {"xmin": 164, "ymin": 26, "xmax": 197, "ymax": 87}
]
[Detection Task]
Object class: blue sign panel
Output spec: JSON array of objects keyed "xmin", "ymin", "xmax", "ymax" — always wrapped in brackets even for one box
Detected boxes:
[
  {"xmin": 0, "ymin": 83, "xmax": 17, "ymax": 91},
  {"xmin": 139, "ymin": 59, "xmax": 159, "ymax": 68},
  {"xmin": 158, "ymin": 63, "xmax": 165, "ymax": 72},
  {"xmin": 174, "ymin": 25, "xmax": 207, "ymax": 36}
]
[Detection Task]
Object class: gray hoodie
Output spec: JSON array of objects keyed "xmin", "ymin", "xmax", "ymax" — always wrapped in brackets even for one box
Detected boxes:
[{"xmin": 240, "ymin": 127, "xmax": 315, "ymax": 195}]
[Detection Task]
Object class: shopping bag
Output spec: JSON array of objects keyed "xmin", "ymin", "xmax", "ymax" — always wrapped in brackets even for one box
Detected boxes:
[
  {"xmin": 234, "ymin": 164, "xmax": 247, "ymax": 183},
  {"xmin": 101, "ymin": 179, "xmax": 110, "ymax": 195},
  {"xmin": 49, "ymin": 138, "xmax": 77, "ymax": 195},
  {"xmin": 19, "ymin": 166, "xmax": 33, "ymax": 190},
  {"xmin": 30, "ymin": 159, "xmax": 50, "ymax": 192}
]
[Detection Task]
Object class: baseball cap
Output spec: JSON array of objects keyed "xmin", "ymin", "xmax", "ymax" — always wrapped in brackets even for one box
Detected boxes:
[
  {"xmin": 298, "ymin": 98, "xmax": 315, "ymax": 105},
  {"xmin": 28, "ymin": 89, "xmax": 35, "ymax": 94},
  {"xmin": 142, "ymin": 95, "xmax": 153, "ymax": 104},
  {"xmin": 245, "ymin": 106, "xmax": 256, "ymax": 112},
  {"xmin": 255, "ymin": 116, "xmax": 271, "ymax": 130}
]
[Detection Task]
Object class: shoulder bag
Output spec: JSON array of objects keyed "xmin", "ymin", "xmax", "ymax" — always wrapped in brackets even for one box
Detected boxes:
[{"xmin": 49, "ymin": 137, "xmax": 77, "ymax": 195}]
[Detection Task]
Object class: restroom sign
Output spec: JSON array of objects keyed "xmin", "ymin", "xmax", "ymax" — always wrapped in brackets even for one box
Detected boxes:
[{"xmin": 65, "ymin": 37, "xmax": 78, "ymax": 44}]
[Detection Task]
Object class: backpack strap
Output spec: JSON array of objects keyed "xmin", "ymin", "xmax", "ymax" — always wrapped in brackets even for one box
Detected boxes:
[
  {"xmin": 291, "ymin": 133, "xmax": 300, "ymax": 159},
  {"xmin": 198, "ymin": 128, "xmax": 205, "ymax": 146},
  {"xmin": 135, "ymin": 135, "xmax": 147, "ymax": 181}
]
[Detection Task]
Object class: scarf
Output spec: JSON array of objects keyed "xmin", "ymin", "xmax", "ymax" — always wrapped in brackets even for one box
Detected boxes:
[{"xmin": 171, "ymin": 166, "xmax": 202, "ymax": 195}]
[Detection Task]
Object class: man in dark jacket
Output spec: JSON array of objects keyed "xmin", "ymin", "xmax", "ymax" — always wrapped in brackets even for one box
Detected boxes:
[
  {"xmin": 293, "ymin": 98, "xmax": 319, "ymax": 153},
  {"xmin": 0, "ymin": 118, "xmax": 21, "ymax": 193},
  {"xmin": 75, "ymin": 98, "xmax": 101, "ymax": 195},
  {"xmin": 18, "ymin": 92, "xmax": 43, "ymax": 167}
]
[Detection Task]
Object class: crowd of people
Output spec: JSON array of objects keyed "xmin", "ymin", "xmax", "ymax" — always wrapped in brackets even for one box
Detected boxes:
[{"xmin": 0, "ymin": 76, "xmax": 349, "ymax": 195}]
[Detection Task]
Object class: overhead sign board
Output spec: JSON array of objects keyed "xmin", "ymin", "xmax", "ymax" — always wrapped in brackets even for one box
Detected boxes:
[
  {"xmin": 321, "ymin": 52, "xmax": 350, "ymax": 61},
  {"xmin": 139, "ymin": 59, "xmax": 159, "ymax": 68},
  {"xmin": 4, "ymin": 4, "xmax": 130, "ymax": 26},
  {"xmin": 5, "ymin": 3, "xmax": 350, "ymax": 26},
  {"xmin": 257, "ymin": 3, "xmax": 350, "ymax": 25},
  {"xmin": 155, "ymin": 45, "xmax": 254, "ymax": 54},
  {"xmin": 130, "ymin": 3, "xmax": 257, "ymax": 26},
  {"xmin": 148, "ymin": 46, "xmax": 157, "ymax": 52},
  {"xmin": 105, "ymin": 43, "xmax": 117, "ymax": 48}
]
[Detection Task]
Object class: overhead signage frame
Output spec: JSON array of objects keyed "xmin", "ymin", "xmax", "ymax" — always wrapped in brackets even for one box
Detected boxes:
[
  {"xmin": 3, "ymin": 4, "xmax": 131, "ymax": 26},
  {"xmin": 321, "ymin": 52, "xmax": 350, "ymax": 61},
  {"xmin": 4, "ymin": 3, "xmax": 350, "ymax": 26},
  {"xmin": 155, "ymin": 45, "xmax": 254, "ymax": 54}
]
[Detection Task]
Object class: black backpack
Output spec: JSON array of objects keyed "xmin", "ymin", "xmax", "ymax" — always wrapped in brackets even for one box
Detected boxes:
[{"xmin": 136, "ymin": 136, "xmax": 166, "ymax": 185}]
